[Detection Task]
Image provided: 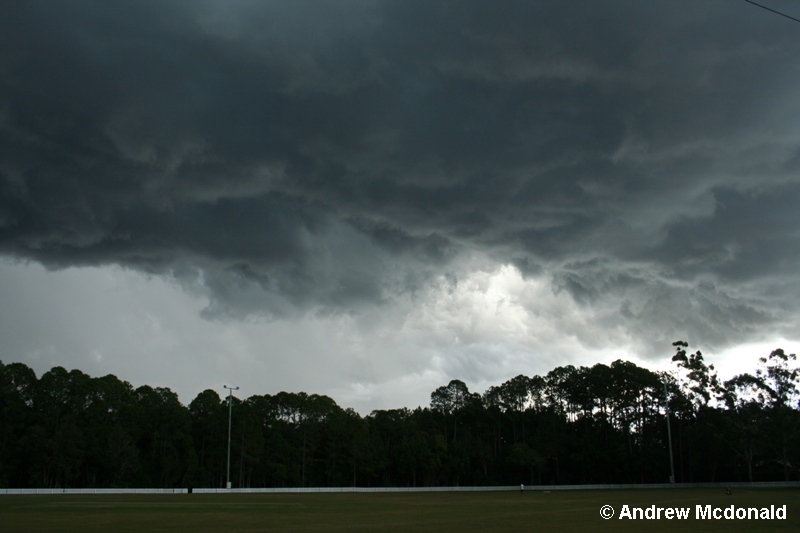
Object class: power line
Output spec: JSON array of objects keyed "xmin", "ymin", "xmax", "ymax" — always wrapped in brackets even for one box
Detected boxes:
[{"xmin": 744, "ymin": 0, "xmax": 800, "ymax": 25}]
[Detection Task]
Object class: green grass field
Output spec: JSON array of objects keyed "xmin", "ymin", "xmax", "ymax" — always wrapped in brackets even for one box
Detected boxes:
[{"xmin": 0, "ymin": 488, "xmax": 797, "ymax": 532}]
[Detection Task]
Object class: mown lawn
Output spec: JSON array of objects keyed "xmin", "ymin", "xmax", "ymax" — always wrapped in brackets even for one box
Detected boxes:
[{"xmin": 0, "ymin": 488, "xmax": 797, "ymax": 532}]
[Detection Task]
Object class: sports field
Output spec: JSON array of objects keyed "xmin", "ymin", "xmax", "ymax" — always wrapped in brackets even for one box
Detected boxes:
[{"xmin": 0, "ymin": 488, "xmax": 797, "ymax": 532}]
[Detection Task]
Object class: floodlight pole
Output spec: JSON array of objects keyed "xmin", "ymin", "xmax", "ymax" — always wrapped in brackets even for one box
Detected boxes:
[
  {"xmin": 663, "ymin": 380, "xmax": 676, "ymax": 484},
  {"xmin": 224, "ymin": 385, "xmax": 239, "ymax": 489}
]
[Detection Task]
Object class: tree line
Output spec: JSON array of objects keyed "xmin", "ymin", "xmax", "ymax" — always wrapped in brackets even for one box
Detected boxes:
[{"xmin": 1, "ymin": 342, "xmax": 798, "ymax": 488}]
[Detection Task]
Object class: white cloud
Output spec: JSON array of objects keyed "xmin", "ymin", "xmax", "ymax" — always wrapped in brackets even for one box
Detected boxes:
[{"xmin": 1, "ymin": 253, "xmax": 797, "ymax": 415}]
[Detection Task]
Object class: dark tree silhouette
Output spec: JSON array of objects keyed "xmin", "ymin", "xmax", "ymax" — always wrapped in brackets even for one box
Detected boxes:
[{"xmin": 0, "ymin": 343, "xmax": 798, "ymax": 488}]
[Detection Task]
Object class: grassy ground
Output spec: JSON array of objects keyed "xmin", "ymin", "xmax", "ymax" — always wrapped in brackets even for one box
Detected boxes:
[{"xmin": 0, "ymin": 488, "xmax": 797, "ymax": 532}]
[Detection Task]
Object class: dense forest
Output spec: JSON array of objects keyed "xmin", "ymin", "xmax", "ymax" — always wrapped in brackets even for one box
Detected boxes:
[{"xmin": 1, "ymin": 342, "xmax": 798, "ymax": 489}]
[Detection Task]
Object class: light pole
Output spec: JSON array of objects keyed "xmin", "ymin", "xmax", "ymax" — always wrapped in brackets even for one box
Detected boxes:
[
  {"xmin": 663, "ymin": 380, "xmax": 676, "ymax": 484},
  {"xmin": 224, "ymin": 385, "xmax": 239, "ymax": 489}
]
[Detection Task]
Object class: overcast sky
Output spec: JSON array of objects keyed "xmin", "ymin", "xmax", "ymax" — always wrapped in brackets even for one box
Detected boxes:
[{"xmin": 2, "ymin": 1, "xmax": 800, "ymax": 413}]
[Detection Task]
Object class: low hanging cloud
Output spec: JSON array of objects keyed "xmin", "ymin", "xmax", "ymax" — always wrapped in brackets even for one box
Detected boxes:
[{"xmin": 2, "ymin": 0, "xmax": 800, "ymax": 390}]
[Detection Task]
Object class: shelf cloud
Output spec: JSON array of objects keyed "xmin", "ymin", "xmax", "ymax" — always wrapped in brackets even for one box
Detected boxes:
[{"xmin": 2, "ymin": 1, "xmax": 799, "ymax": 411}]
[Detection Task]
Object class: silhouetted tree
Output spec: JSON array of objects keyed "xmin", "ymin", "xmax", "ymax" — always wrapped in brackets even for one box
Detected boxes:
[{"xmin": 1, "ymin": 344, "xmax": 798, "ymax": 488}]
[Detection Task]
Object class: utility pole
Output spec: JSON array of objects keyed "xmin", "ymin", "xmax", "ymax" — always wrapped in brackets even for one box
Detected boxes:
[
  {"xmin": 224, "ymin": 385, "xmax": 239, "ymax": 489},
  {"xmin": 663, "ymin": 380, "xmax": 676, "ymax": 484}
]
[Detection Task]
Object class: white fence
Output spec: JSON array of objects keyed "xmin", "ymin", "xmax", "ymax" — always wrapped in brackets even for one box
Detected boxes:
[
  {"xmin": 2, "ymin": 481, "xmax": 799, "ymax": 495},
  {"xmin": 194, "ymin": 485, "xmax": 519, "ymax": 494},
  {"xmin": 0, "ymin": 488, "xmax": 187, "ymax": 495},
  {"xmin": 194, "ymin": 481, "xmax": 800, "ymax": 494}
]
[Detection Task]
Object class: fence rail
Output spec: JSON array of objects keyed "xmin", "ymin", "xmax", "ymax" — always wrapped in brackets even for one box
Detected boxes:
[
  {"xmin": 0, "ymin": 488, "xmax": 187, "ymax": 495},
  {"xmin": 2, "ymin": 481, "xmax": 800, "ymax": 495},
  {"xmin": 194, "ymin": 481, "xmax": 800, "ymax": 493}
]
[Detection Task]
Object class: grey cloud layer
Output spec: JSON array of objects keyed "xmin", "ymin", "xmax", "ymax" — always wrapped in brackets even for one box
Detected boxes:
[{"xmin": 2, "ymin": 1, "xmax": 799, "ymax": 352}]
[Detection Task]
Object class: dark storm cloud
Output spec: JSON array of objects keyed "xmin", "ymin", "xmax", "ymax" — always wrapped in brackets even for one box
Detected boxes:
[
  {"xmin": 652, "ymin": 185, "xmax": 800, "ymax": 280},
  {"xmin": 2, "ymin": 0, "xmax": 800, "ymax": 348}
]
